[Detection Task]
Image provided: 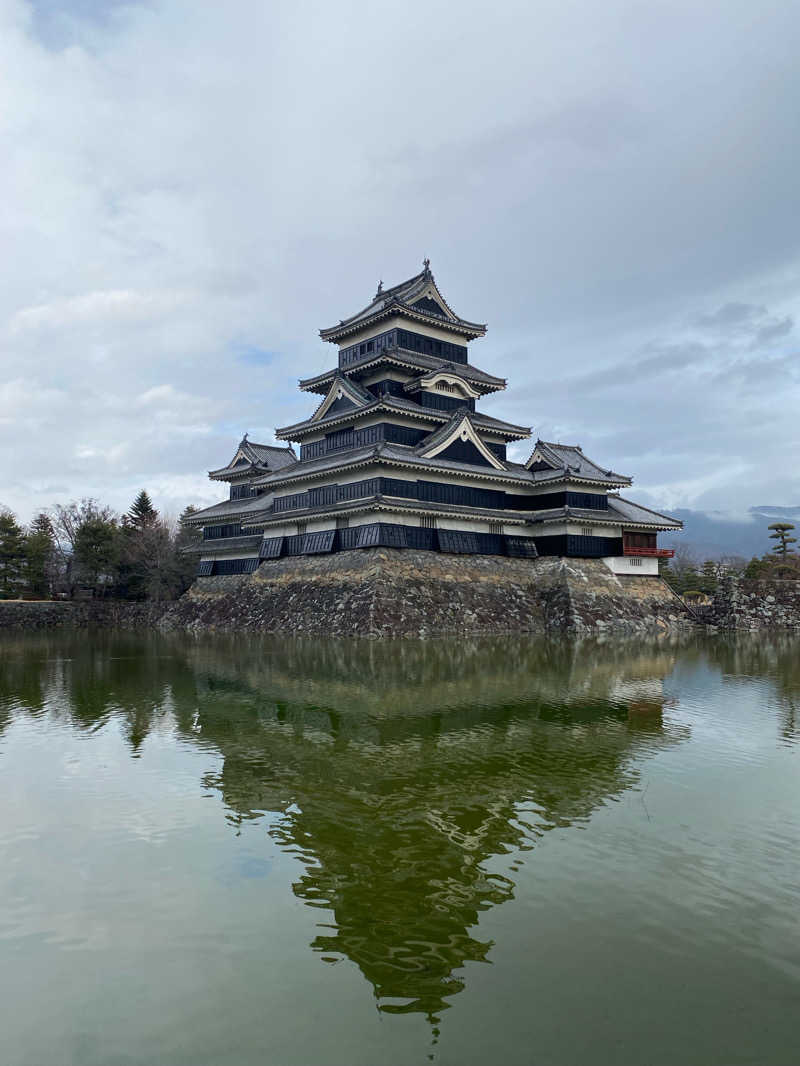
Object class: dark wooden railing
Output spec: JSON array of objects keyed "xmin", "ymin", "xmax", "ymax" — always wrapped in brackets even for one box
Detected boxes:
[{"xmin": 623, "ymin": 546, "xmax": 675, "ymax": 558}]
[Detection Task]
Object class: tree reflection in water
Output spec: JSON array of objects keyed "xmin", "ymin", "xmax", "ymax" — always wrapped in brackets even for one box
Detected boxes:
[{"xmin": 0, "ymin": 632, "xmax": 701, "ymax": 1024}]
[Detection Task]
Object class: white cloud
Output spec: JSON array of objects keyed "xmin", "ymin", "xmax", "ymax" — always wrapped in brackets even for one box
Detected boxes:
[
  {"xmin": 10, "ymin": 289, "xmax": 194, "ymax": 332},
  {"xmin": 1, "ymin": 0, "xmax": 799, "ymax": 521}
]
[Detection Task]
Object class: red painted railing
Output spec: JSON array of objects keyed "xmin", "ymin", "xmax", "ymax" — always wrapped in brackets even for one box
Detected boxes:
[{"xmin": 623, "ymin": 546, "xmax": 675, "ymax": 558}]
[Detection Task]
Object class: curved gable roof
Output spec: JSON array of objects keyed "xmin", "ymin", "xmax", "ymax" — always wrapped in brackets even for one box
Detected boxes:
[
  {"xmin": 209, "ymin": 437, "xmax": 297, "ymax": 479},
  {"xmin": 525, "ymin": 440, "xmax": 631, "ymax": 485},
  {"xmin": 319, "ymin": 262, "xmax": 487, "ymax": 342}
]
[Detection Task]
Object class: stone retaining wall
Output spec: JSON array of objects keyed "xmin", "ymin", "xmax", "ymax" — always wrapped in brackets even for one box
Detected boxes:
[
  {"xmin": 0, "ymin": 600, "xmax": 170, "ymax": 630},
  {"xmin": 699, "ymin": 576, "xmax": 800, "ymax": 630},
  {"xmin": 162, "ymin": 550, "xmax": 690, "ymax": 637}
]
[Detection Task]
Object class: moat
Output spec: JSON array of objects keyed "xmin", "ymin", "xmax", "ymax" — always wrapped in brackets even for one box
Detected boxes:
[{"xmin": 1, "ymin": 632, "xmax": 799, "ymax": 1066}]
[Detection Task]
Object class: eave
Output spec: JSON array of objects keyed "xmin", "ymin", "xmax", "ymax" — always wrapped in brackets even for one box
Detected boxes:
[
  {"xmin": 299, "ymin": 352, "xmax": 506, "ymax": 395},
  {"xmin": 183, "ymin": 502, "xmax": 273, "ymax": 526},
  {"xmin": 319, "ymin": 301, "xmax": 486, "ymax": 343},
  {"xmin": 208, "ymin": 464, "xmax": 265, "ymax": 482},
  {"xmin": 529, "ymin": 472, "xmax": 633, "ymax": 489},
  {"xmin": 252, "ymin": 447, "xmax": 537, "ymax": 490},
  {"xmin": 244, "ymin": 495, "xmax": 530, "ymax": 532},
  {"xmin": 276, "ymin": 398, "xmax": 530, "ymax": 442},
  {"xmin": 193, "ymin": 534, "xmax": 264, "ymax": 554},
  {"xmin": 526, "ymin": 501, "xmax": 681, "ymax": 533}
]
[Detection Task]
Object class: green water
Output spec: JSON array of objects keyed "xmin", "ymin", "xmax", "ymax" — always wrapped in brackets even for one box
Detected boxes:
[{"xmin": 1, "ymin": 633, "xmax": 799, "ymax": 1066}]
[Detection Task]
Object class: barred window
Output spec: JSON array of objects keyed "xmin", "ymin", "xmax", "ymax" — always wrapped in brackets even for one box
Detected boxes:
[
  {"xmin": 489, "ymin": 521, "xmax": 503, "ymax": 535},
  {"xmin": 581, "ymin": 526, "xmax": 594, "ymax": 537},
  {"xmin": 630, "ymin": 556, "xmax": 643, "ymax": 567},
  {"xmin": 420, "ymin": 515, "xmax": 437, "ymax": 529}
]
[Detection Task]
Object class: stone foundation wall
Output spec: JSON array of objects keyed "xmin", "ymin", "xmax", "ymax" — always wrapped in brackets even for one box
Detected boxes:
[
  {"xmin": 699, "ymin": 577, "xmax": 800, "ymax": 630},
  {"xmin": 162, "ymin": 550, "xmax": 691, "ymax": 637},
  {"xmin": 0, "ymin": 600, "xmax": 170, "ymax": 631}
]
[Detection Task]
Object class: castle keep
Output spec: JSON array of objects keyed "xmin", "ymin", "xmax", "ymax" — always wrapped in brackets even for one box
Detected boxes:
[{"xmin": 187, "ymin": 262, "xmax": 680, "ymax": 574}]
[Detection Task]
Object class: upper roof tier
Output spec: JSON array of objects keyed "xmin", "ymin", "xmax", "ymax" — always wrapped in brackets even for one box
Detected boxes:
[{"xmin": 319, "ymin": 260, "xmax": 487, "ymax": 344}]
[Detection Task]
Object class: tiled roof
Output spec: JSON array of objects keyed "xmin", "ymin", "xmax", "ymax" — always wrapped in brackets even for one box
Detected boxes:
[
  {"xmin": 277, "ymin": 395, "xmax": 529, "ymax": 441},
  {"xmin": 526, "ymin": 496, "xmax": 682, "ymax": 531},
  {"xmin": 606, "ymin": 496, "xmax": 683, "ymax": 529},
  {"xmin": 187, "ymin": 534, "xmax": 264, "ymax": 555},
  {"xmin": 251, "ymin": 438, "xmax": 638, "ymax": 492},
  {"xmin": 209, "ymin": 438, "xmax": 297, "ymax": 478},
  {"xmin": 248, "ymin": 493, "xmax": 528, "ymax": 529},
  {"xmin": 527, "ymin": 439, "xmax": 631, "ymax": 485},
  {"xmin": 244, "ymin": 442, "xmax": 297, "ymax": 469},
  {"xmin": 299, "ymin": 350, "xmax": 506, "ymax": 393},
  {"xmin": 252, "ymin": 442, "xmax": 535, "ymax": 489},
  {"xmin": 319, "ymin": 264, "xmax": 486, "ymax": 342},
  {"xmin": 183, "ymin": 494, "xmax": 275, "ymax": 525}
]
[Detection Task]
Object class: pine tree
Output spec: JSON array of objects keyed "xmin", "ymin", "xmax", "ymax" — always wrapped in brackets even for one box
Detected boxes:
[
  {"xmin": 0, "ymin": 510, "xmax": 27, "ymax": 598},
  {"xmin": 127, "ymin": 490, "xmax": 158, "ymax": 531},
  {"xmin": 73, "ymin": 516, "xmax": 120, "ymax": 596},
  {"xmin": 25, "ymin": 513, "xmax": 57, "ymax": 598},
  {"xmin": 769, "ymin": 522, "xmax": 797, "ymax": 555}
]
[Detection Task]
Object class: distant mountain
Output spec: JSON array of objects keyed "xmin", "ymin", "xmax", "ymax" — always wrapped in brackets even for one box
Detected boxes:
[{"xmin": 660, "ymin": 506, "xmax": 800, "ymax": 560}]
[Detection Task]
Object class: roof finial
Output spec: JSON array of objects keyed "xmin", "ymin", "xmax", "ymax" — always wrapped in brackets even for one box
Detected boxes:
[
  {"xmin": 376, "ymin": 279, "xmax": 383, "ymax": 297},
  {"xmin": 242, "ymin": 431, "xmax": 249, "ymax": 443},
  {"xmin": 423, "ymin": 256, "xmax": 431, "ymax": 273}
]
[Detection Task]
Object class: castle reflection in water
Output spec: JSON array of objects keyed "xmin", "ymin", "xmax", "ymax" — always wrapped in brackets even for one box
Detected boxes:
[{"xmin": 9, "ymin": 633, "xmax": 781, "ymax": 1021}]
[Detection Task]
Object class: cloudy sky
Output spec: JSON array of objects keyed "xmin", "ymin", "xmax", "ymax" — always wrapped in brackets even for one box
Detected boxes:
[{"xmin": 2, "ymin": 0, "xmax": 799, "ymax": 523}]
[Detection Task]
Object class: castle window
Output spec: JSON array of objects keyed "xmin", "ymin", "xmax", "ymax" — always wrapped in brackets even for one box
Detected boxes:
[
  {"xmin": 581, "ymin": 526, "xmax": 593, "ymax": 537},
  {"xmin": 630, "ymin": 557, "xmax": 642, "ymax": 567},
  {"xmin": 420, "ymin": 515, "xmax": 437, "ymax": 529},
  {"xmin": 489, "ymin": 521, "xmax": 502, "ymax": 535},
  {"xmin": 296, "ymin": 521, "xmax": 307, "ymax": 535}
]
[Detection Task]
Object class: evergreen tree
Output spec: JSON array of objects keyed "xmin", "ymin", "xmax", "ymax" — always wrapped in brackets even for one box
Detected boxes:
[
  {"xmin": 127, "ymin": 490, "xmax": 158, "ymax": 531},
  {"xmin": 25, "ymin": 513, "xmax": 57, "ymax": 598},
  {"xmin": 72, "ymin": 516, "xmax": 120, "ymax": 596},
  {"xmin": 744, "ymin": 556, "xmax": 766, "ymax": 579},
  {"xmin": 0, "ymin": 509, "xmax": 26, "ymax": 598},
  {"xmin": 769, "ymin": 522, "xmax": 797, "ymax": 555},
  {"xmin": 175, "ymin": 505, "xmax": 203, "ymax": 593},
  {"xmin": 699, "ymin": 559, "xmax": 718, "ymax": 595}
]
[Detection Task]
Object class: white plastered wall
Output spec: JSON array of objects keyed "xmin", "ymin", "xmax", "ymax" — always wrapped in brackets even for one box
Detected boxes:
[{"xmin": 603, "ymin": 556, "xmax": 659, "ymax": 576}]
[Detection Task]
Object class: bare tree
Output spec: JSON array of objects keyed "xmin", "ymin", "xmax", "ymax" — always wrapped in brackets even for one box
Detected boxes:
[{"xmin": 50, "ymin": 499, "xmax": 117, "ymax": 595}]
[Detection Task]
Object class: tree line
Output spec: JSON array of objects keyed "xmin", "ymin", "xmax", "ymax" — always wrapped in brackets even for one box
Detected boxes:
[
  {"xmin": 660, "ymin": 521, "xmax": 798, "ymax": 597},
  {"xmin": 0, "ymin": 492, "xmax": 201, "ymax": 601}
]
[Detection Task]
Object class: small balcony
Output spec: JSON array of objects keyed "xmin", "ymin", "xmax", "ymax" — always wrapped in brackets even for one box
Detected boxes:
[{"xmin": 623, "ymin": 546, "xmax": 675, "ymax": 558}]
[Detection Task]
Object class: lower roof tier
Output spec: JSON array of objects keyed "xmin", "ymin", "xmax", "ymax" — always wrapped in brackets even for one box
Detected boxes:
[{"xmin": 252, "ymin": 441, "xmax": 632, "ymax": 492}]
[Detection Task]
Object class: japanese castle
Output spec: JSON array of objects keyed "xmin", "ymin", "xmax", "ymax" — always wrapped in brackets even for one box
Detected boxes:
[{"xmin": 187, "ymin": 261, "xmax": 680, "ymax": 575}]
